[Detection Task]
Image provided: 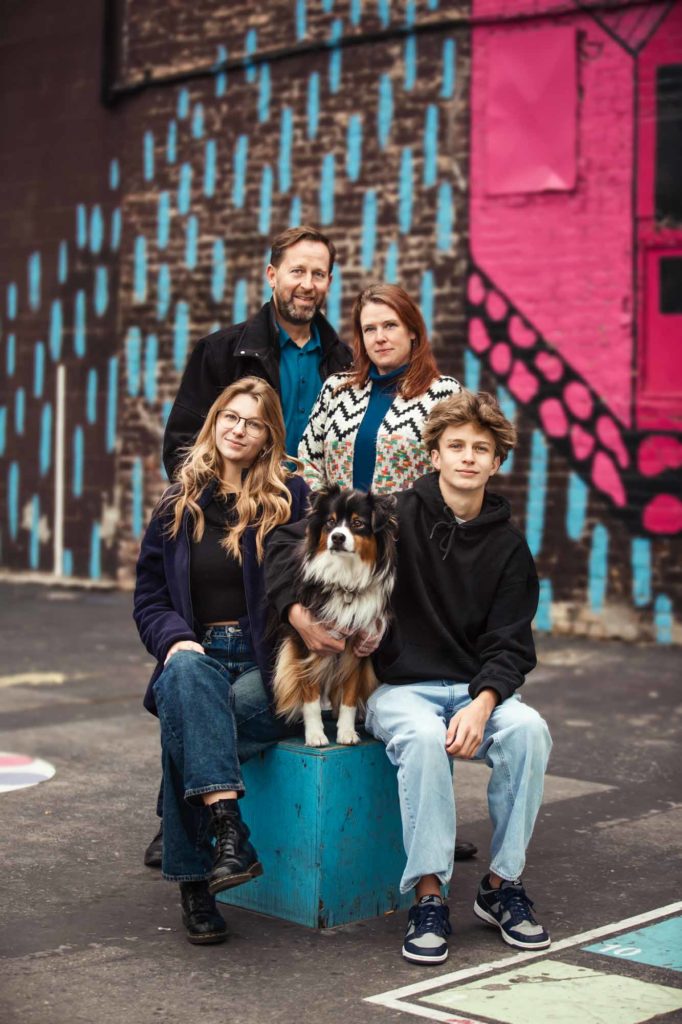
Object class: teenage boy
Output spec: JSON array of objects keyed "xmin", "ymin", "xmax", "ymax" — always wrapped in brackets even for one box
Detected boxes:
[{"xmin": 266, "ymin": 390, "xmax": 552, "ymax": 964}]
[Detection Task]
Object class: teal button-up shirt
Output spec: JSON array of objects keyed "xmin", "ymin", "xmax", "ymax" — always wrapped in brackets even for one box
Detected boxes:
[{"xmin": 278, "ymin": 321, "xmax": 323, "ymax": 457}]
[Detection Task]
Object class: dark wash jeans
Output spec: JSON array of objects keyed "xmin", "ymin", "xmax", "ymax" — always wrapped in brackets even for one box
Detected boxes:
[{"xmin": 152, "ymin": 626, "xmax": 290, "ymax": 882}]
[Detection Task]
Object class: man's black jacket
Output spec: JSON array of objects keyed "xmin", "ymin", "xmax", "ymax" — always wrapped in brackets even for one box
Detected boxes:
[{"xmin": 163, "ymin": 300, "xmax": 352, "ymax": 479}]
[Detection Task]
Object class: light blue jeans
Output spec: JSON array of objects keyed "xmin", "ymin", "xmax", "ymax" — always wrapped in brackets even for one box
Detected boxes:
[{"xmin": 364, "ymin": 682, "xmax": 552, "ymax": 894}]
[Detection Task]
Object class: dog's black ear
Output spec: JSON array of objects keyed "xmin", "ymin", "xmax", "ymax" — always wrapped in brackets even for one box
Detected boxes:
[
  {"xmin": 308, "ymin": 484, "xmax": 340, "ymax": 515},
  {"xmin": 370, "ymin": 493, "xmax": 398, "ymax": 535}
]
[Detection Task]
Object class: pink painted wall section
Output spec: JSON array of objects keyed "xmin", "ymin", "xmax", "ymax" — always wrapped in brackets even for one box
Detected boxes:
[{"xmin": 470, "ymin": 12, "xmax": 635, "ymax": 426}]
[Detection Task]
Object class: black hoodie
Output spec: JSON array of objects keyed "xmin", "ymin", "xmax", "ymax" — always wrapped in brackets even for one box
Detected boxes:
[
  {"xmin": 375, "ymin": 473, "xmax": 538, "ymax": 702},
  {"xmin": 265, "ymin": 472, "xmax": 539, "ymax": 705}
]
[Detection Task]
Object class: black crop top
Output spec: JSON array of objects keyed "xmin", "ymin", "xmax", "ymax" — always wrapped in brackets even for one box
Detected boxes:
[{"xmin": 190, "ymin": 494, "xmax": 247, "ymax": 626}]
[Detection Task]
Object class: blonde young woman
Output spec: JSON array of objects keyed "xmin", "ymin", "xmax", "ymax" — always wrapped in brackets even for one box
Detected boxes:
[{"xmin": 134, "ymin": 377, "xmax": 308, "ymax": 945}]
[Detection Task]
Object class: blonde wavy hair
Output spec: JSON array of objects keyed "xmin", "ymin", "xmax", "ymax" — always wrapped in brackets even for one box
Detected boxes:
[{"xmin": 162, "ymin": 377, "xmax": 296, "ymax": 563}]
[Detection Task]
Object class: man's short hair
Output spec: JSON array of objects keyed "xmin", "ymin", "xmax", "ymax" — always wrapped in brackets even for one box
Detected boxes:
[
  {"xmin": 423, "ymin": 390, "xmax": 517, "ymax": 464},
  {"xmin": 269, "ymin": 226, "xmax": 337, "ymax": 274}
]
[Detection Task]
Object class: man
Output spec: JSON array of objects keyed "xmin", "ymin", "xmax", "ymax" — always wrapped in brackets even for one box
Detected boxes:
[
  {"xmin": 162, "ymin": 225, "xmax": 352, "ymax": 479},
  {"xmin": 266, "ymin": 391, "xmax": 551, "ymax": 964}
]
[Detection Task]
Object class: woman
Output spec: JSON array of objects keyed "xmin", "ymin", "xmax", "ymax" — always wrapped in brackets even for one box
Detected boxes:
[
  {"xmin": 298, "ymin": 283, "xmax": 461, "ymax": 494},
  {"xmin": 134, "ymin": 377, "xmax": 308, "ymax": 945}
]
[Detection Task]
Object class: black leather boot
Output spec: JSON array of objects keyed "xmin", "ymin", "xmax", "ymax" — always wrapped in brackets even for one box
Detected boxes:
[
  {"xmin": 454, "ymin": 839, "xmax": 478, "ymax": 861},
  {"xmin": 143, "ymin": 822, "xmax": 163, "ymax": 868},
  {"xmin": 179, "ymin": 880, "xmax": 227, "ymax": 944},
  {"xmin": 207, "ymin": 799, "xmax": 263, "ymax": 896}
]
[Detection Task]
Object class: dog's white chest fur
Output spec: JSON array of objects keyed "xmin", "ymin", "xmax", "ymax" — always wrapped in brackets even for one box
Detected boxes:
[{"xmin": 302, "ymin": 550, "xmax": 391, "ymax": 632}]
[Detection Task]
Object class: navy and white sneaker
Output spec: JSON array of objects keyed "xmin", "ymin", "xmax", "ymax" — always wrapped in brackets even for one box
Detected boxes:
[
  {"xmin": 402, "ymin": 895, "xmax": 452, "ymax": 964},
  {"xmin": 474, "ymin": 875, "xmax": 551, "ymax": 949}
]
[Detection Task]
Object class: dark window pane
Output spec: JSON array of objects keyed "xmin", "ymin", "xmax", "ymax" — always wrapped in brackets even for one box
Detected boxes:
[
  {"xmin": 660, "ymin": 257, "xmax": 682, "ymax": 314},
  {"xmin": 655, "ymin": 64, "xmax": 682, "ymax": 224}
]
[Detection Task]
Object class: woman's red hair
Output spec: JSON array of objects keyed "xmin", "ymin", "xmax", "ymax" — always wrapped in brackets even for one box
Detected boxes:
[{"xmin": 345, "ymin": 284, "xmax": 441, "ymax": 400}]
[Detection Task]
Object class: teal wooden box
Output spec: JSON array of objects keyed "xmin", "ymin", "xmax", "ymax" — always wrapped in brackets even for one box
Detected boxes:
[{"xmin": 217, "ymin": 733, "xmax": 412, "ymax": 928}]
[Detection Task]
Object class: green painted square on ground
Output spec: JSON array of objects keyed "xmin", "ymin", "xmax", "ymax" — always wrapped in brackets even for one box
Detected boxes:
[
  {"xmin": 583, "ymin": 915, "xmax": 682, "ymax": 973},
  {"xmin": 420, "ymin": 959, "xmax": 682, "ymax": 1024}
]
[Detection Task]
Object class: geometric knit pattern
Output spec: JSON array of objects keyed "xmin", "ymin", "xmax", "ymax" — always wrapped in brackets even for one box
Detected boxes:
[{"xmin": 298, "ymin": 372, "xmax": 461, "ymax": 493}]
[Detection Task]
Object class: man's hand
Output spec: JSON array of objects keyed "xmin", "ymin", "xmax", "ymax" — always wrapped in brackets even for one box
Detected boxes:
[
  {"xmin": 288, "ymin": 603, "xmax": 347, "ymax": 656},
  {"xmin": 351, "ymin": 618, "xmax": 385, "ymax": 658},
  {"xmin": 445, "ymin": 689, "xmax": 498, "ymax": 759},
  {"xmin": 164, "ymin": 640, "xmax": 205, "ymax": 664}
]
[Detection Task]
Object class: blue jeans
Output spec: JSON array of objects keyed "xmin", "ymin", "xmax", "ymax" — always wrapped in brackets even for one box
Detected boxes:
[
  {"xmin": 364, "ymin": 682, "xmax": 552, "ymax": 894},
  {"xmin": 152, "ymin": 626, "xmax": 290, "ymax": 882}
]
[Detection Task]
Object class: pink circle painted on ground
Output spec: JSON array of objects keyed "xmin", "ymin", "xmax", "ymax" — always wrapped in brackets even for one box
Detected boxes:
[
  {"xmin": 535, "ymin": 351, "xmax": 564, "ymax": 383},
  {"xmin": 642, "ymin": 495, "xmax": 682, "ymax": 534},
  {"xmin": 539, "ymin": 398, "xmax": 569, "ymax": 437},
  {"xmin": 596, "ymin": 416, "xmax": 629, "ymax": 469},
  {"xmin": 468, "ymin": 273, "xmax": 486, "ymax": 305},
  {"xmin": 0, "ymin": 754, "xmax": 33, "ymax": 767},
  {"xmin": 486, "ymin": 291, "xmax": 507, "ymax": 321},
  {"xmin": 564, "ymin": 381, "xmax": 593, "ymax": 420},
  {"xmin": 638, "ymin": 435, "xmax": 682, "ymax": 477},
  {"xmin": 508, "ymin": 315, "xmax": 536, "ymax": 349},
  {"xmin": 571, "ymin": 424, "xmax": 595, "ymax": 461},
  {"xmin": 490, "ymin": 342, "xmax": 512, "ymax": 375},
  {"xmin": 508, "ymin": 360, "xmax": 538, "ymax": 403},
  {"xmin": 469, "ymin": 318, "xmax": 491, "ymax": 354},
  {"xmin": 591, "ymin": 451, "xmax": 626, "ymax": 507}
]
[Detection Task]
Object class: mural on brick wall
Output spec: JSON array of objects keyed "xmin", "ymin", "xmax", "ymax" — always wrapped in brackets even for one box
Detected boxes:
[{"xmin": 0, "ymin": 0, "xmax": 680, "ymax": 642}]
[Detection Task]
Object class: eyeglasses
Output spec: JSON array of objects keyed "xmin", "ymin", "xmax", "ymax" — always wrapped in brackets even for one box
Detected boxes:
[{"xmin": 218, "ymin": 410, "xmax": 269, "ymax": 438}]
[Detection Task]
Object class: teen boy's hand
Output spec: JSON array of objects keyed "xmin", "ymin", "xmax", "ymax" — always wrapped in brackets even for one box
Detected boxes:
[
  {"xmin": 288, "ymin": 603, "xmax": 348, "ymax": 656},
  {"xmin": 445, "ymin": 689, "xmax": 498, "ymax": 759}
]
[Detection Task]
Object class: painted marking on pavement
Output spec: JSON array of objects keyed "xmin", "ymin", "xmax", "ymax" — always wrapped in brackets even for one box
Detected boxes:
[
  {"xmin": 583, "ymin": 915, "xmax": 682, "ymax": 973},
  {"xmin": 364, "ymin": 902, "xmax": 682, "ymax": 1024},
  {"xmin": 0, "ymin": 752, "xmax": 56, "ymax": 793},
  {"xmin": 0, "ymin": 671, "xmax": 90, "ymax": 688}
]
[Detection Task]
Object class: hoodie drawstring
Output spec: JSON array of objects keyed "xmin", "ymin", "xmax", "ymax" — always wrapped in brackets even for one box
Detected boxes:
[{"xmin": 429, "ymin": 517, "xmax": 458, "ymax": 561}]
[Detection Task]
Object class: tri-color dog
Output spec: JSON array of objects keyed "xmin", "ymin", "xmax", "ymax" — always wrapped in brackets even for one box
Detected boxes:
[{"xmin": 274, "ymin": 486, "xmax": 398, "ymax": 746}]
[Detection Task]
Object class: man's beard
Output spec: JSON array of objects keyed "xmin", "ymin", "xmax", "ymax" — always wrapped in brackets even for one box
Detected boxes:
[{"xmin": 273, "ymin": 288, "xmax": 321, "ymax": 325}]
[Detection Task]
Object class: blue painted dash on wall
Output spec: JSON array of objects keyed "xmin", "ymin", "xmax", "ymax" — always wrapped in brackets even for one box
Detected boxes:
[
  {"xmin": 15, "ymin": 387, "xmax": 25, "ymax": 435},
  {"xmin": 33, "ymin": 343, "xmax": 45, "ymax": 399},
  {"xmin": 378, "ymin": 0, "xmax": 390, "ymax": 28},
  {"xmin": 279, "ymin": 107, "xmax": 293, "ymax": 192},
  {"xmin": 106, "ymin": 357, "xmax": 118, "ymax": 453},
  {"xmin": 177, "ymin": 87, "xmax": 190, "ymax": 119},
  {"xmin": 423, "ymin": 105, "xmax": 438, "ymax": 187},
  {"xmin": 258, "ymin": 65, "xmax": 271, "ymax": 122},
  {"xmin": 215, "ymin": 45, "xmax": 228, "ymax": 96},
  {"xmin": 245, "ymin": 29, "xmax": 257, "ymax": 83},
  {"xmin": 361, "ymin": 190, "xmax": 377, "ymax": 271},
  {"xmin": 132, "ymin": 458, "xmax": 144, "ymax": 539},
  {"xmin": 6, "ymin": 334, "xmax": 16, "ymax": 376},
  {"xmin": 144, "ymin": 334, "xmax": 158, "ymax": 402},
  {"xmin": 0, "ymin": 407, "xmax": 5, "ymax": 457},
  {"xmin": 212, "ymin": 239, "xmax": 226, "ymax": 301},
  {"xmin": 173, "ymin": 302, "xmax": 190, "ymax": 372},
  {"xmin": 329, "ymin": 20, "xmax": 342, "ymax": 93},
  {"xmin": 111, "ymin": 209, "xmax": 121, "ymax": 250},
  {"xmin": 7, "ymin": 282, "xmax": 17, "ymax": 319},
  {"xmin": 29, "ymin": 495, "xmax": 40, "ymax": 570},
  {"xmin": 496, "ymin": 384, "xmax": 516, "ymax": 474},
  {"xmin": 405, "ymin": 0, "xmax": 416, "ymax": 25},
  {"xmin": 654, "ymin": 594, "xmax": 673, "ymax": 643},
  {"xmin": 204, "ymin": 139, "xmax": 217, "ymax": 197},
  {"xmin": 327, "ymin": 265, "xmax": 342, "ymax": 329},
  {"xmin": 384, "ymin": 240, "xmax": 398, "ymax": 282},
  {"xmin": 167, "ymin": 121, "xmax": 177, "ymax": 163},
  {"xmin": 94, "ymin": 266, "xmax": 108, "ymax": 317},
  {"xmin": 143, "ymin": 131, "xmax": 155, "ymax": 181},
  {"xmin": 436, "ymin": 181, "xmax": 453, "ymax": 251},
  {"xmin": 192, "ymin": 102, "xmax": 204, "ymax": 138},
  {"xmin": 588, "ymin": 524, "xmax": 609, "ymax": 612},
  {"xmin": 86, "ymin": 369, "xmax": 98, "ymax": 424},
  {"xmin": 158, "ymin": 192, "xmax": 171, "ymax": 249},
  {"xmin": 259, "ymin": 165, "xmax": 273, "ymax": 236},
  {"xmin": 178, "ymin": 163, "xmax": 192, "ymax": 216},
  {"xmin": 399, "ymin": 148, "xmax": 413, "ymax": 233},
  {"xmin": 420, "ymin": 270, "xmax": 434, "ymax": 337},
  {"xmin": 90, "ymin": 522, "xmax": 101, "ymax": 580},
  {"xmin": 378, "ymin": 74, "xmax": 393, "ymax": 150},
  {"xmin": 90, "ymin": 206, "xmax": 104, "ymax": 254},
  {"xmin": 535, "ymin": 578, "xmax": 553, "ymax": 631},
  {"xmin": 49, "ymin": 300, "xmax": 63, "ymax": 361},
  {"xmin": 58, "ymin": 241, "xmax": 68, "ymax": 284},
  {"xmin": 76, "ymin": 205, "xmax": 87, "ymax": 248},
  {"xmin": 73, "ymin": 426, "xmax": 84, "ymax": 498},
  {"xmin": 7, "ymin": 462, "xmax": 20, "ymax": 540},
  {"xmin": 126, "ymin": 327, "xmax": 142, "ymax": 396},
  {"xmin": 109, "ymin": 158, "xmax": 120, "ymax": 189},
  {"xmin": 296, "ymin": 0, "xmax": 307, "ymax": 39},
  {"xmin": 566, "ymin": 472, "xmax": 588, "ymax": 541},
  {"xmin": 320, "ymin": 153, "xmax": 335, "ymax": 225},
  {"xmin": 289, "ymin": 195, "xmax": 302, "ymax": 226},
  {"xmin": 464, "ymin": 349, "xmax": 480, "ymax": 392},
  {"xmin": 233, "ymin": 136, "xmax": 248, "ymax": 208},
  {"xmin": 134, "ymin": 236, "xmax": 147, "ymax": 302},
  {"xmin": 307, "ymin": 73, "xmax": 320, "ymax": 140},
  {"xmin": 185, "ymin": 216, "xmax": 198, "ymax": 269},
  {"xmin": 233, "ymin": 279, "xmax": 248, "ymax": 324},
  {"xmin": 346, "ymin": 115, "xmax": 362, "ymax": 181},
  {"xmin": 404, "ymin": 35, "xmax": 417, "ymax": 91},
  {"xmin": 62, "ymin": 549, "xmax": 73, "ymax": 577},
  {"xmin": 525, "ymin": 430, "xmax": 548, "ymax": 557},
  {"xmin": 74, "ymin": 290, "xmax": 86, "ymax": 357},
  {"xmin": 350, "ymin": 0, "xmax": 362, "ymax": 24},
  {"xmin": 322, "ymin": 0, "xmax": 334, "ymax": 11},
  {"xmin": 441, "ymin": 38, "xmax": 456, "ymax": 98},
  {"xmin": 631, "ymin": 538, "xmax": 652, "ymax": 608},
  {"xmin": 157, "ymin": 264, "xmax": 171, "ymax": 320},
  {"xmin": 39, "ymin": 403, "xmax": 52, "ymax": 476},
  {"xmin": 28, "ymin": 252, "xmax": 41, "ymax": 311}
]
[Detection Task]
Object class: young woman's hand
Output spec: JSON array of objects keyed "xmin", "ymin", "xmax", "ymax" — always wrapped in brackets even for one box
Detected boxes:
[{"xmin": 164, "ymin": 640, "xmax": 205, "ymax": 664}]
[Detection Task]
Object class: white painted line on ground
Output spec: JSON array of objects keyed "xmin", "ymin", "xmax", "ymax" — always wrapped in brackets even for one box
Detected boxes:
[
  {"xmin": 364, "ymin": 901, "xmax": 682, "ymax": 1022},
  {"xmin": 0, "ymin": 672, "xmax": 67, "ymax": 687}
]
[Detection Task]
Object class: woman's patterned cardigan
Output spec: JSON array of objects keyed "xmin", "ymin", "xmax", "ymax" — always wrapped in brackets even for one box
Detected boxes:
[{"xmin": 298, "ymin": 371, "xmax": 462, "ymax": 493}]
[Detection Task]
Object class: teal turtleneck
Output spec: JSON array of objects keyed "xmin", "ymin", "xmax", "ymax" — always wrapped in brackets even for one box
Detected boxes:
[{"xmin": 352, "ymin": 363, "xmax": 408, "ymax": 491}]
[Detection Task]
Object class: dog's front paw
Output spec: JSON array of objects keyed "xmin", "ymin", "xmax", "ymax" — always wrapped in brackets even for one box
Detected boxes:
[
  {"xmin": 336, "ymin": 728, "xmax": 361, "ymax": 745},
  {"xmin": 304, "ymin": 727, "xmax": 329, "ymax": 747}
]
